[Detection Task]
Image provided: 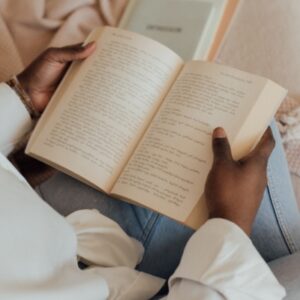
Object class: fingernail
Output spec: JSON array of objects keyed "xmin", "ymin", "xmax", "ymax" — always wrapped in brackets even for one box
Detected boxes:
[{"xmin": 213, "ymin": 127, "xmax": 226, "ymax": 138}]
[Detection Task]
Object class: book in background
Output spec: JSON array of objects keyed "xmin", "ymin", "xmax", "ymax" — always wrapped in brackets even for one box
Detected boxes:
[{"xmin": 119, "ymin": 0, "xmax": 240, "ymax": 61}]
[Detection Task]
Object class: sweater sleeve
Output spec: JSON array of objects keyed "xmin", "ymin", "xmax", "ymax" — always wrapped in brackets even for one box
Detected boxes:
[
  {"xmin": 0, "ymin": 82, "xmax": 32, "ymax": 156},
  {"xmin": 164, "ymin": 219, "xmax": 286, "ymax": 300}
]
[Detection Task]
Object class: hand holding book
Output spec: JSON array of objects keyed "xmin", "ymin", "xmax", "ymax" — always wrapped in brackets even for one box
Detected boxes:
[
  {"xmin": 25, "ymin": 27, "xmax": 287, "ymax": 229},
  {"xmin": 205, "ymin": 127, "xmax": 275, "ymax": 235},
  {"xmin": 17, "ymin": 43, "xmax": 96, "ymax": 113}
]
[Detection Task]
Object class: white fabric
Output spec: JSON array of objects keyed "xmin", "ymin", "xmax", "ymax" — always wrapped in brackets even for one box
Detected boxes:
[
  {"xmin": 164, "ymin": 219, "xmax": 286, "ymax": 300},
  {"xmin": 67, "ymin": 209, "xmax": 145, "ymax": 268},
  {"xmin": 0, "ymin": 154, "xmax": 164, "ymax": 300},
  {"xmin": 0, "ymin": 83, "xmax": 32, "ymax": 155},
  {"xmin": 0, "ymin": 85, "xmax": 286, "ymax": 299}
]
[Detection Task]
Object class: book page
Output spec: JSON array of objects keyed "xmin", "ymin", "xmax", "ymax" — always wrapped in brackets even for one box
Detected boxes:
[
  {"xmin": 26, "ymin": 27, "xmax": 183, "ymax": 192},
  {"xmin": 112, "ymin": 61, "xmax": 279, "ymax": 222}
]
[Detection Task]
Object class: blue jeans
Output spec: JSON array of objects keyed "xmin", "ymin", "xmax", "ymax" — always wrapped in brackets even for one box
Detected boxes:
[{"xmin": 37, "ymin": 121, "xmax": 300, "ymax": 280}]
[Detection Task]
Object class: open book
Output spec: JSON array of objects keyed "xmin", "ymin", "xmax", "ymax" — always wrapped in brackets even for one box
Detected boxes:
[{"xmin": 26, "ymin": 27, "xmax": 287, "ymax": 229}]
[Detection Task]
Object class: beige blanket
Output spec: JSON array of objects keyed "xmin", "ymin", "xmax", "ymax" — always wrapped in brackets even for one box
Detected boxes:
[{"xmin": 0, "ymin": 0, "xmax": 127, "ymax": 81}]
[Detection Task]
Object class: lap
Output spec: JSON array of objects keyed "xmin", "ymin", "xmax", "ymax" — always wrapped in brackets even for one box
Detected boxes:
[
  {"xmin": 36, "ymin": 172, "xmax": 193, "ymax": 279},
  {"xmin": 37, "ymin": 121, "xmax": 300, "ymax": 278},
  {"xmin": 251, "ymin": 121, "xmax": 300, "ymax": 261}
]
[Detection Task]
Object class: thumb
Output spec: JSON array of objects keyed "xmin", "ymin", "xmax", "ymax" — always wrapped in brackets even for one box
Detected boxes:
[
  {"xmin": 45, "ymin": 42, "xmax": 96, "ymax": 64},
  {"xmin": 212, "ymin": 127, "xmax": 233, "ymax": 163},
  {"xmin": 245, "ymin": 127, "xmax": 275, "ymax": 164}
]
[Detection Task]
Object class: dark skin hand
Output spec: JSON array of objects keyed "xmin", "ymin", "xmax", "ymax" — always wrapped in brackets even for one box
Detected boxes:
[
  {"xmin": 205, "ymin": 127, "xmax": 275, "ymax": 235},
  {"xmin": 17, "ymin": 42, "xmax": 96, "ymax": 113}
]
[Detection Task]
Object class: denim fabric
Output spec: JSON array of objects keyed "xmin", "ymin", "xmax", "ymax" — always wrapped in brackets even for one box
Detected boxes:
[
  {"xmin": 37, "ymin": 177, "xmax": 194, "ymax": 279},
  {"xmin": 37, "ymin": 121, "xmax": 300, "ymax": 280},
  {"xmin": 251, "ymin": 121, "xmax": 300, "ymax": 262}
]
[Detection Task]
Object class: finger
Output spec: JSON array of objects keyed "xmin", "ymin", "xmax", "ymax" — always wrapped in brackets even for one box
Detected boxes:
[
  {"xmin": 245, "ymin": 127, "xmax": 275, "ymax": 163},
  {"xmin": 45, "ymin": 42, "xmax": 96, "ymax": 64},
  {"xmin": 212, "ymin": 127, "xmax": 233, "ymax": 163}
]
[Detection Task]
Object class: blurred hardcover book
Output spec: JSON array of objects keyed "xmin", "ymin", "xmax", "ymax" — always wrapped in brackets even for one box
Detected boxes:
[{"xmin": 119, "ymin": 0, "xmax": 240, "ymax": 61}]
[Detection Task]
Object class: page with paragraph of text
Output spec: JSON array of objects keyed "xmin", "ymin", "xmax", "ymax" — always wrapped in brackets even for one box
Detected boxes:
[{"xmin": 26, "ymin": 27, "xmax": 183, "ymax": 192}]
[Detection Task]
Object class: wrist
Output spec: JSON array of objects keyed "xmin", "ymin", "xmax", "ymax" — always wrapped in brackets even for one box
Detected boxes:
[
  {"xmin": 208, "ymin": 212, "xmax": 252, "ymax": 236},
  {"xmin": 6, "ymin": 76, "xmax": 41, "ymax": 119},
  {"xmin": 17, "ymin": 74, "xmax": 41, "ymax": 111}
]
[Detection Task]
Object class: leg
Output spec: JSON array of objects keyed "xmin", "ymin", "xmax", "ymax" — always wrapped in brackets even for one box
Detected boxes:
[
  {"xmin": 36, "ymin": 173, "xmax": 193, "ymax": 279},
  {"xmin": 37, "ymin": 121, "xmax": 300, "ymax": 278},
  {"xmin": 251, "ymin": 120, "xmax": 300, "ymax": 261}
]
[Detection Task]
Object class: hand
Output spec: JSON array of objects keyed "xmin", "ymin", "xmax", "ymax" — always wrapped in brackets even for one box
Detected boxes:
[
  {"xmin": 205, "ymin": 127, "xmax": 275, "ymax": 235},
  {"xmin": 17, "ymin": 42, "xmax": 96, "ymax": 113}
]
